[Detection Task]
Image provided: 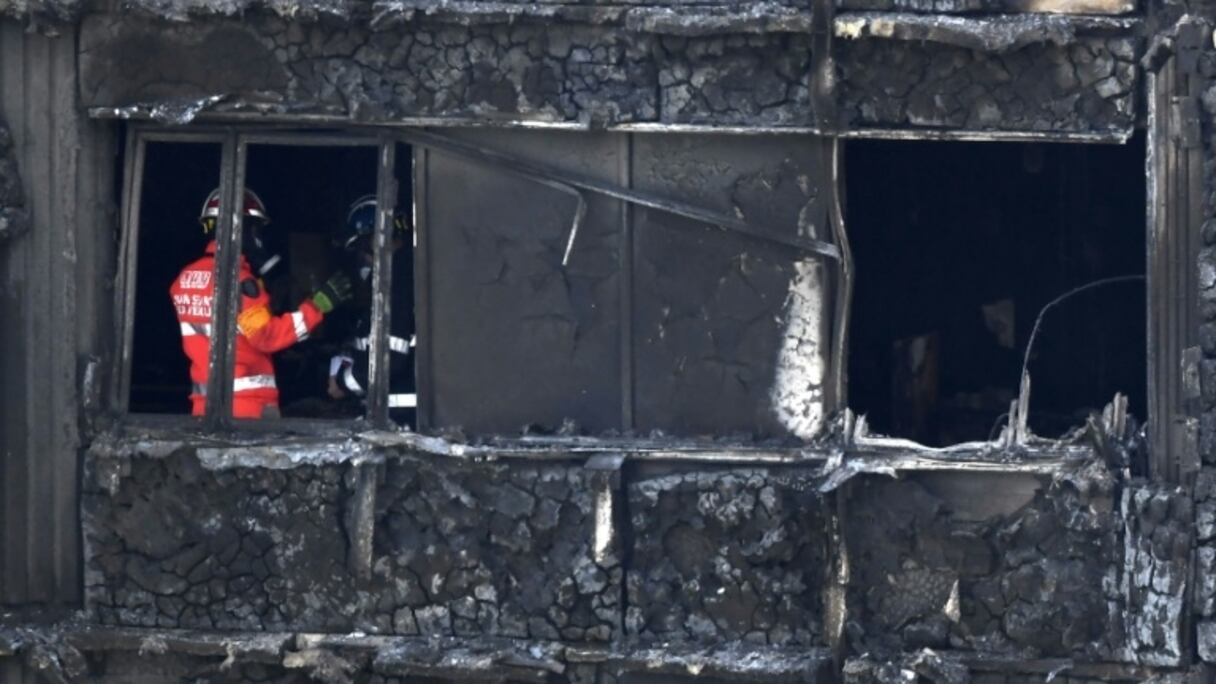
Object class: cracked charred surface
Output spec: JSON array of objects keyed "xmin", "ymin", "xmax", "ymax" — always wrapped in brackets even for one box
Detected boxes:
[
  {"xmin": 0, "ymin": 118, "xmax": 28, "ymax": 244},
  {"xmin": 80, "ymin": 15, "xmax": 814, "ymax": 128},
  {"xmin": 1193, "ymin": 42, "xmax": 1216, "ymax": 665},
  {"xmin": 374, "ymin": 458, "xmax": 621, "ymax": 642},
  {"xmin": 837, "ymin": 34, "xmax": 1136, "ymax": 133},
  {"xmin": 625, "ymin": 468, "xmax": 828, "ymax": 646},
  {"xmin": 82, "ymin": 447, "xmax": 619, "ymax": 642},
  {"xmin": 845, "ymin": 472, "xmax": 1127, "ymax": 659},
  {"xmin": 1120, "ymin": 484, "xmax": 1190, "ymax": 666}
]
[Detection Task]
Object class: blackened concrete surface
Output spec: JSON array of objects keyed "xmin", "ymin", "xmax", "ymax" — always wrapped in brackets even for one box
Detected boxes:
[
  {"xmin": 75, "ymin": 11, "xmax": 1138, "ymax": 136},
  {"xmin": 845, "ymin": 471, "xmax": 1126, "ymax": 659},
  {"xmin": 836, "ymin": 30, "xmax": 1136, "ymax": 133},
  {"xmin": 625, "ymin": 468, "xmax": 828, "ymax": 646},
  {"xmin": 1193, "ymin": 28, "xmax": 1216, "ymax": 668},
  {"xmin": 79, "ymin": 15, "xmax": 815, "ymax": 128},
  {"xmin": 82, "ymin": 447, "xmax": 621, "ymax": 642}
]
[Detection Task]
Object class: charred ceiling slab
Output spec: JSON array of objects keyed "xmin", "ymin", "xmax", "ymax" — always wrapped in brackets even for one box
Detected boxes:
[{"xmin": 835, "ymin": 13, "xmax": 1138, "ymax": 134}]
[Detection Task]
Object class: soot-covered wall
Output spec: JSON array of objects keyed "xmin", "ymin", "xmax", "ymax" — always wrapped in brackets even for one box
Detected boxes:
[
  {"xmin": 79, "ymin": 438, "xmax": 1192, "ymax": 681},
  {"xmin": 836, "ymin": 30, "xmax": 1137, "ymax": 134},
  {"xmin": 79, "ymin": 15, "xmax": 814, "ymax": 128},
  {"xmin": 1190, "ymin": 11, "xmax": 1216, "ymax": 668},
  {"xmin": 76, "ymin": 11, "xmax": 1138, "ymax": 138},
  {"xmin": 82, "ymin": 443, "xmax": 839, "ymax": 652}
]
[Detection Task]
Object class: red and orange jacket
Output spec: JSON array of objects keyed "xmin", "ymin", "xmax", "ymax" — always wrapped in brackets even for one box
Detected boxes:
[{"xmin": 171, "ymin": 241, "xmax": 324, "ymax": 418}]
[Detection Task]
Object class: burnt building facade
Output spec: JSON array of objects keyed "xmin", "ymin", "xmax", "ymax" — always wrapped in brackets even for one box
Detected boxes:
[{"xmin": 0, "ymin": 0, "xmax": 1214, "ymax": 681}]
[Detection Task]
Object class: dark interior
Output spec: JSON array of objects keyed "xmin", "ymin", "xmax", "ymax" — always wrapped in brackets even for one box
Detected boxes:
[
  {"xmin": 845, "ymin": 135, "xmax": 1147, "ymax": 445},
  {"xmin": 128, "ymin": 141, "xmax": 419, "ymax": 419},
  {"xmin": 128, "ymin": 141, "xmax": 220, "ymax": 414}
]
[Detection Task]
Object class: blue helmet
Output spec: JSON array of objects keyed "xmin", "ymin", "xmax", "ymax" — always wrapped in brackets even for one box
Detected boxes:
[{"xmin": 340, "ymin": 195, "xmax": 408, "ymax": 250}]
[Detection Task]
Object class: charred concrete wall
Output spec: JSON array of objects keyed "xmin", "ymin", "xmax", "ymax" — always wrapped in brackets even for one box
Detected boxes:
[
  {"xmin": 79, "ymin": 15, "xmax": 814, "ymax": 128},
  {"xmin": 844, "ymin": 472, "xmax": 1188, "ymax": 667},
  {"xmin": 83, "ymin": 444, "xmax": 837, "ymax": 650},
  {"xmin": 78, "ymin": 441, "xmax": 1193, "ymax": 681},
  {"xmin": 75, "ymin": 11, "xmax": 1139, "ymax": 137},
  {"xmin": 836, "ymin": 30, "xmax": 1137, "ymax": 134},
  {"xmin": 1192, "ymin": 11, "xmax": 1216, "ymax": 668},
  {"xmin": 82, "ymin": 448, "xmax": 621, "ymax": 642},
  {"xmin": 845, "ymin": 473, "xmax": 1124, "ymax": 659},
  {"xmin": 625, "ymin": 468, "xmax": 827, "ymax": 646}
]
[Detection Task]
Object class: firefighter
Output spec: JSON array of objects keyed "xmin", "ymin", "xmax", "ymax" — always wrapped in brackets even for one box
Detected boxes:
[
  {"xmin": 171, "ymin": 188, "xmax": 354, "ymax": 418},
  {"xmin": 325, "ymin": 194, "xmax": 416, "ymax": 423}
]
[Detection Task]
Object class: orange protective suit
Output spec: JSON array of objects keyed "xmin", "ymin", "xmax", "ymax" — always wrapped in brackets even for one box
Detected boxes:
[{"xmin": 171, "ymin": 241, "xmax": 324, "ymax": 418}]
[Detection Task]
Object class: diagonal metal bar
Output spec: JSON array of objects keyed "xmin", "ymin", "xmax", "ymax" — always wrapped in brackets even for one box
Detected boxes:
[{"xmin": 392, "ymin": 129, "xmax": 841, "ymax": 260}]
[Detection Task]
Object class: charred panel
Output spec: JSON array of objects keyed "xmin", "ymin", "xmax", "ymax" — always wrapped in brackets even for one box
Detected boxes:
[
  {"xmin": 422, "ymin": 130, "xmax": 623, "ymax": 435},
  {"xmin": 844, "ymin": 472, "xmax": 1128, "ymax": 659},
  {"xmin": 82, "ymin": 447, "xmax": 618, "ymax": 641},
  {"xmin": 631, "ymin": 134, "xmax": 833, "ymax": 439}
]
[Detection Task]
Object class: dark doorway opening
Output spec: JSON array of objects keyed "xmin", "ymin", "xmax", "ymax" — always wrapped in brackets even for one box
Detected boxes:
[{"xmin": 845, "ymin": 135, "xmax": 1146, "ymax": 446}]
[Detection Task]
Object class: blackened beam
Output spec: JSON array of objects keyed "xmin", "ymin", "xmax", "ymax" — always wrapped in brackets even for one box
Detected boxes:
[
  {"xmin": 392, "ymin": 129, "xmax": 842, "ymax": 260},
  {"xmin": 205, "ymin": 134, "xmax": 246, "ymax": 427}
]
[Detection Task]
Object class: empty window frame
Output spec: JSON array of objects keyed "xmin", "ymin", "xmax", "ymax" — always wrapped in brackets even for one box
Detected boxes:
[
  {"xmin": 844, "ymin": 137, "xmax": 1147, "ymax": 447},
  {"xmin": 114, "ymin": 127, "xmax": 415, "ymax": 429}
]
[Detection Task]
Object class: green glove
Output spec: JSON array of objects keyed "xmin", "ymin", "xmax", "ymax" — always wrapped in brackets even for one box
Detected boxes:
[{"xmin": 312, "ymin": 271, "xmax": 353, "ymax": 314}]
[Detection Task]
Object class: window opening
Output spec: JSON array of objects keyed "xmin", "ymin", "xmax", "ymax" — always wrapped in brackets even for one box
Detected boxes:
[
  {"xmin": 845, "ymin": 136, "xmax": 1147, "ymax": 447},
  {"xmin": 120, "ymin": 129, "xmax": 414, "ymax": 425},
  {"xmin": 238, "ymin": 143, "xmax": 378, "ymax": 419},
  {"xmin": 128, "ymin": 140, "xmax": 222, "ymax": 414}
]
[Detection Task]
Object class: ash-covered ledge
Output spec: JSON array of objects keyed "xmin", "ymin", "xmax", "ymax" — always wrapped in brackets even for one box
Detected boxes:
[
  {"xmin": 0, "ymin": 623, "xmax": 837, "ymax": 682},
  {"xmin": 370, "ymin": 1, "xmax": 816, "ymax": 34},
  {"xmin": 833, "ymin": 12, "xmax": 1139, "ymax": 52},
  {"xmin": 86, "ymin": 423, "xmax": 1103, "ymax": 473}
]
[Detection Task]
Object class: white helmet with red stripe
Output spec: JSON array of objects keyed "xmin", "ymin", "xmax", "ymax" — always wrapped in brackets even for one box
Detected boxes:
[{"xmin": 199, "ymin": 188, "xmax": 270, "ymax": 233}]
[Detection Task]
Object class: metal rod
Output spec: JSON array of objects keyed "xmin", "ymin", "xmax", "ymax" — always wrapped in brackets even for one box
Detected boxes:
[
  {"xmin": 205, "ymin": 132, "xmax": 245, "ymax": 428},
  {"xmin": 828, "ymin": 138, "xmax": 853, "ymax": 410},
  {"xmin": 412, "ymin": 145, "xmax": 433, "ymax": 432},
  {"xmin": 619, "ymin": 134, "xmax": 635, "ymax": 431},
  {"xmin": 113, "ymin": 132, "xmax": 143, "ymax": 414},
  {"xmin": 394, "ymin": 129, "xmax": 842, "ymax": 259},
  {"xmin": 1019, "ymin": 274, "xmax": 1147, "ymax": 388},
  {"xmin": 90, "ymin": 108, "xmax": 1136, "ymax": 146},
  {"xmin": 367, "ymin": 139, "xmax": 397, "ymax": 427}
]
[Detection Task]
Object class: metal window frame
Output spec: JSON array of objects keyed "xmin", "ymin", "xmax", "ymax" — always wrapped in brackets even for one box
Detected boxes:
[{"xmin": 112, "ymin": 125, "xmax": 401, "ymax": 430}]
